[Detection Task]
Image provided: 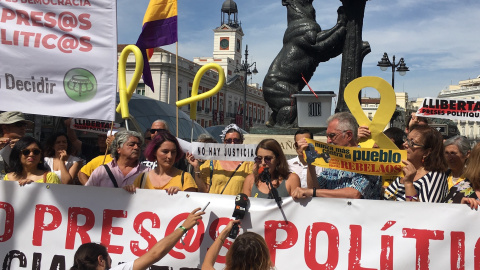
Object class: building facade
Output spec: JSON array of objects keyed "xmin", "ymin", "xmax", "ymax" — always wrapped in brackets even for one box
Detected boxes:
[
  {"xmin": 119, "ymin": 0, "xmax": 270, "ymax": 130},
  {"xmin": 438, "ymin": 75, "xmax": 480, "ymax": 143}
]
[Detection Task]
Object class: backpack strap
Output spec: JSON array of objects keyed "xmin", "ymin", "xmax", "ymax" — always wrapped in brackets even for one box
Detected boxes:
[
  {"xmin": 139, "ymin": 172, "xmax": 148, "ymax": 189},
  {"xmin": 103, "ymin": 165, "xmax": 118, "ymax": 188},
  {"xmin": 208, "ymin": 160, "xmax": 214, "ymax": 192},
  {"xmin": 181, "ymin": 171, "xmax": 185, "ymax": 188}
]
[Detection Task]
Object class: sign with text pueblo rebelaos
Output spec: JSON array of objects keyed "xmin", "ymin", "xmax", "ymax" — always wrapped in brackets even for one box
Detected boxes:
[
  {"xmin": 305, "ymin": 138, "xmax": 406, "ymax": 177},
  {"xmin": 416, "ymin": 97, "xmax": 480, "ymax": 121},
  {"xmin": 191, "ymin": 142, "xmax": 256, "ymax": 162},
  {"xmin": 0, "ymin": 1, "xmax": 117, "ymax": 121},
  {"xmin": 2, "ymin": 181, "xmax": 480, "ymax": 269}
]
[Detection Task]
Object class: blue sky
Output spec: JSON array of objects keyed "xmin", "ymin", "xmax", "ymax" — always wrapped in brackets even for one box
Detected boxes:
[{"xmin": 117, "ymin": 0, "xmax": 480, "ymax": 101}]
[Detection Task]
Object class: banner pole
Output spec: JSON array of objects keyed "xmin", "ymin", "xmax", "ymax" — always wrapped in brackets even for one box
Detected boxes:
[
  {"xmin": 176, "ymin": 42, "xmax": 179, "ymax": 138},
  {"xmin": 102, "ymin": 120, "xmax": 115, "ymax": 165}
]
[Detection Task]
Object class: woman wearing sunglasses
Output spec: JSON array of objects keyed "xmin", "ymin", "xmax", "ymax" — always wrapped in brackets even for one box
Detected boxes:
[
  {"xmin": 243, "ymin": 139, "xmax": 300, "ymax": 198},
  {"xmin": 187, "ymin": 124, "xmax": 254, "ymax": 195},
  {"xmin": 384, "ymin": 125, "xmax": 448, "ymax": 202},
  {"xmin": 3, "ymin": 136, "xmax": 60, "ymax": 185}
]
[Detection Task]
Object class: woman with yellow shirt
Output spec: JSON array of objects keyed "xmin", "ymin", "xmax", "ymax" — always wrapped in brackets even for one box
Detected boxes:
[
  {"xmin": 3, "ymin": 136, "xmax": 60, "ymax": 185},
  {"xmin": 124, "ymin": 130, "xmax": 197, "ymax": 194},
  {"xmin": 187, "ymin": 124, "xmax": 254, "ymax": 195}
]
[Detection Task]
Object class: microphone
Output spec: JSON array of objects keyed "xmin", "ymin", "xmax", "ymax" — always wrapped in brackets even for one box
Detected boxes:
[
  {"xmin": 228, "ymin": 193, "xmax": 249, "ymax": 239},
  {"xmin": 258, "ymin": 166, "xmax": 282, "ymax": 209},
  {"xmin": 258, "ymin": 166, "xmax": 271, "ymax": 183}
]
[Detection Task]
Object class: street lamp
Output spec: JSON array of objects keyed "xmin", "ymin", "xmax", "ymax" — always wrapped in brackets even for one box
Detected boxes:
[
  {"xmin": 234, "ymin": 44, "xmax": 258, "ymax": 130},
  {"xmin": 377, "ymin": 52, "xmax": 409, "ymax": 89}
]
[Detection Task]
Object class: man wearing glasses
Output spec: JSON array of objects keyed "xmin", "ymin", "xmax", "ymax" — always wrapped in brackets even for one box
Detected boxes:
[
  {"xmin": 292, "ymin": 112, "xmax": 382, "ymax": 200},
  {"xmin": 288, "ymin": 128, "xmax": 323, "ymax": 188},
  {"xmin": 0, "ymin": 111, "xmax": 32, "ymax": 178}
]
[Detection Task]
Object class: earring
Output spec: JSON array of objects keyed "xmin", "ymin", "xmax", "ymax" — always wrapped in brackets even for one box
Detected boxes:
[{"xmin": 422, "ymin": 156, "xmax": 425, "ymax": 164}]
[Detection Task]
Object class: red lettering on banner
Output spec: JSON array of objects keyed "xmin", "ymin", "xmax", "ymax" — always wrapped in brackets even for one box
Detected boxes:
[
  {"xmin": 78, "ymin": 13, "xmax": 91, "ymax": 30},
  {"xmin": 208, "ymin": 218, "xmax": 233, "ymax": 264},
  {"xmin": 380, "ymin": 235, "xmax": 393, "ymax": 270},
  {"xmin": 167, "ymin": 213, "xmax": 205, "ymax": 259},
  {"xmin": 33, "ymin": 204, "xmax": 62, "ymax": 246},
  {"xmin": 265, "ymin": 221, "xmax": 298, "ymax": 265},
  {"xmin": 349, "ymin": 225, "xmax": 375, "ymax": 270},
  {"xmin": 451, "ymin": 232, "xmax": 465, "ymax": 270},
  {"xmin": 30, "ymin": 11, "xmax": 43, "ymax": 27},
  {"xmin": 403, "ymin": 228, "xmax": 444, "ymax": 270},
  {"xmin": 474, "ymin": 237, "xmax": 480, "ymax": 270},
  {"xmin": 65, "ymin": 207, "xmax": 95, "ymax": 249},
  {"xmin": 101, "ymin": 209, "xmax": 127, "ymax": 254},
  {"xmin": 44, "ymin": 12, "xmax": 57, "ymax": 28},
  {"xmin": 1, "ymin": 8, "xmax": 16, "ymax": 24},
  {"xmin": 0, "ymin": 202, "xmax": 14, "ymax": 242},
  {"xmin": 304, "ymin": 222, "xmax": 339, "ymax": 269},
  {"xmin": 16, "ymin": 9, "xmax": 31, "ymax": 26},
  {"xmin": 130, "ymin": 212, "xmax": 160, "ymax": 257}
]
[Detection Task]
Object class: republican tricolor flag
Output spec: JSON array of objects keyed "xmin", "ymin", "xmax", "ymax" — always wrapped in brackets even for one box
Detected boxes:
[{"xmin": 136, "ymin": 0, "xmax": 178, "ymax": 92}]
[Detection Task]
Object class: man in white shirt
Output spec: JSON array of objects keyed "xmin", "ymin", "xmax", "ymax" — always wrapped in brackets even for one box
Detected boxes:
[{"xmin": 288, "ymin": 128, "xmax": 323, "ymax": 188}]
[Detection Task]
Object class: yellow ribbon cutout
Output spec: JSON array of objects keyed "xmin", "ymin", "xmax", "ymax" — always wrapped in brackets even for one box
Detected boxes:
[
  {"xmin": 116, "ymin": 45, "xmax": 144, "ymax": 119},
  {"xmin": 176, "ymin": 63, "xmax": 226, "ymax": 120},
  {"xmin": 344, "ymin": 76, "xmax": 398, "ymax": 149}
]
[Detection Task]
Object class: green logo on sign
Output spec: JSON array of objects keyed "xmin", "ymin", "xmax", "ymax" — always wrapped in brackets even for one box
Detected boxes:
[{"xmin": 64, "ymin": 68, "xmax": 97, "ymax": 102}]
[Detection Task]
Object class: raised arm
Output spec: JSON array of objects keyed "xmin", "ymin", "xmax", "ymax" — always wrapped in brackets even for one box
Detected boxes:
[
  {"xmin": 202, "ymin": 220, "xmax": 240, "ymax": 270},
  {"xmin": 133, "ymin": 208, "xmax": 205, "ymax": 270}
]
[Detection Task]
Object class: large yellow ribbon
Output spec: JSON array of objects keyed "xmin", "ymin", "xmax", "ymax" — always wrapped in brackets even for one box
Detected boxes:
[
  {"xmin": 116, "ymin": 45, "xmax": 144, "ymax": 119},
  {"xmin": 345, "ymin": 76, "xmax": 398, "ymax": 149},
  {"xmin": 176, "ymin": 63, "xmax": 225, "ymax": 120}
]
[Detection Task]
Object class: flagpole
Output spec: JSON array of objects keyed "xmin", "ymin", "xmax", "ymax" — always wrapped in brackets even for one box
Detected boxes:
[{"xmin": 176, "ymin": 42, "xmax": 179, "ymax": 138}]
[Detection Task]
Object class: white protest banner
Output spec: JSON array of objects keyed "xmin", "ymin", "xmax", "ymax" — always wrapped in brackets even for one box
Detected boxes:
[
  {"xmin": 2, "ymin": 181, "xmax": 480, "ymax": 269},
  {"xmin": 191, "ymin": 142, "xmax": 256, "ymax": 161},
  {"xmin": 416, "ymin": 97, "xmax": 480, "ymax": 121},
  {"xmin": 70, "ymin": 118, "xmax": 119, "ymax": 134},
  {"xmin": 0, "ymin": 1, "xmax": 117, "ymax": 121}
]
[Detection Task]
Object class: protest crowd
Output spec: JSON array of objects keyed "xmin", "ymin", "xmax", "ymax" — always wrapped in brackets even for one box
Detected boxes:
[{"xmin": 1, "ymin": 110, "xmax": 479, "ymax": 270}]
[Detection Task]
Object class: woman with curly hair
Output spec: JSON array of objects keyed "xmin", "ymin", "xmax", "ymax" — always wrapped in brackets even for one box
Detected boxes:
[
  {"xmin": 243, "ymin": 138, "xmax": 300, "ymax": 198},
  {"xmin": 3, "ymin": 136, "xmax": 60, "ymax": 185}
]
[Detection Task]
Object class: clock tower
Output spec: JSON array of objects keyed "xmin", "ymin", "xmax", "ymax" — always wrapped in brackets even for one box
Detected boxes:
[{"xmin": 213, "ymin": 0, "xmax": 243, "ymax": 72}]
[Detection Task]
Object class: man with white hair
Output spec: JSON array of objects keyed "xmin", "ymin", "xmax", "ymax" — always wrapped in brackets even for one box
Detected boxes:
[
  {"xmin": 292, "ymin": 112, "xmax": 382, "ymax": 200},
  {"xmin": 85, "ymin": 130, "xmax": 148, "ymax": 187},
  {"xmin": 150, "ymin": 119, "xmax": 169, "ymax": 139}
]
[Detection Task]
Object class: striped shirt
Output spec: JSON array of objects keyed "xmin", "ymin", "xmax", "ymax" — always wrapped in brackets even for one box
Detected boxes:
[{"xmin": 384, "ymin": 171, "xmax": 448, "ymax": 202}]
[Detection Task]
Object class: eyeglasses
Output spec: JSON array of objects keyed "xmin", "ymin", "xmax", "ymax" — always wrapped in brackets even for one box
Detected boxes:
[
  {"xmin": 326, "ymin": 130, "xmax": 348, "ymax": 140},
  {"xmin": 150, "ymin": 129, "xmax": 165, "ymax": 133},
  {"xmin": 404, "ymin": 138, "xmax": 424, "ymax": 148},
  {"xmin": 224, "ymin": 138, "xmax": 242, "ymax": 144},
  {"xmin": 254, "ymin": 156, "xmax": 274, "ymax": 164},
  {"xmin": 21, "ymin": 149, "xmax": 41, "ymax": 156}
]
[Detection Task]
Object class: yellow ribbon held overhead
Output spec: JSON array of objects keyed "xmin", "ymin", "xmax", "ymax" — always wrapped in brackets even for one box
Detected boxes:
[
  {"xmin": 176, "ymin": 63, "xmax": 225, "ymax": 120},
  {"xmin": 344, "ymin": 76, "xmax": 398, "ymax": 150},
  {"xmin": 116, "ymin": 45, "xmax": 144, "ymax": 119}
]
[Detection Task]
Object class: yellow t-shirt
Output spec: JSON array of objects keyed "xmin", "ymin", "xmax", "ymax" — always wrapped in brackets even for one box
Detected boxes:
[
  {"xmin": 3, "ymin": 172, "xmax": 61, "ymax": 184},
  {"xmin": 133, "ymin": 169, "xmax": 197, "ymax": 191},
  {"xmin": 80, "ymin": 155, "xmax": 114, "ymax": 177},
  {"xmin": 199, "ymin": 160, "xmax": 254, "ymax": 195}
]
